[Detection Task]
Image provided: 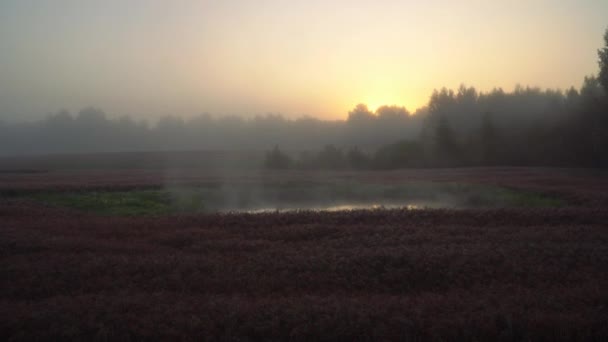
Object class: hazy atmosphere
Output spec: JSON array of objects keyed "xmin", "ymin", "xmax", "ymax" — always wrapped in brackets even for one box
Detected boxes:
[
  {"xmin": 1, "ymin": 0, "xmax": 606, "ymax": 121},
  {"xmin": 2, "ymin": 2, "xmax": 608, "ymax": 341}
]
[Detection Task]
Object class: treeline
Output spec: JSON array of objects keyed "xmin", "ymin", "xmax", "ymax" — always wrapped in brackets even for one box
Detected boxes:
[
  {"xmin": 265, "ymin": 29, "xmax": 608, "ymax": 169},
  {"xmin": 266, "ymin": 78, "xmax": 607, "ymax": 169},
  {"xmin": 2, "ymin": 80, "xmax": 605, "ymax": 168},
  {"xmin": 2, "ymin": 29, "xmax": 608, "ymax": 169},
  {"xmin": 419, "ymin": 78, "xmax": 607, "ymax": 167},
  {"xmin": 0, "ymin": 106, "xmax": 421, "ymax": 155}
]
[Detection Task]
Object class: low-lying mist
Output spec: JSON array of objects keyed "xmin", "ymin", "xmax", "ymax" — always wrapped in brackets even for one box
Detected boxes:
[
  {"xmin": 17, "ymin": 181, "xmax": 563, "ymax": 216},
  {"xmin": 1, "ymin": 78, "xmax": 607, "ymax": 168},
  {"xmin": 164, "ymin": 181, "xmax": 561, "ymax": 213}
]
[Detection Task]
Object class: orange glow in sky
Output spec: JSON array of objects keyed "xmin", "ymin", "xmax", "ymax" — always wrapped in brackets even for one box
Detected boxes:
[{"xmin": 0, "ymin": 0, "xmax": 607, "ymax": 121}]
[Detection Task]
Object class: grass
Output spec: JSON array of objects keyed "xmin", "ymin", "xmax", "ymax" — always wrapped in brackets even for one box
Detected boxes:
[
  {"xmin": 19, "ymin": 181, "xmax": 565, "ymax": 216},
  {"xmin": 29, "ymin": 190, "xmax": 175, "ymax": 216}
]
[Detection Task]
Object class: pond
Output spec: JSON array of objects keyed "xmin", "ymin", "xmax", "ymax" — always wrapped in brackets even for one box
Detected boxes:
[
  {"xmin": 238, "ymin": 203, "xmax": 426, "ymax": 213},
  {"xmin": 17, "ymin": 181, "xmax": 564, "ymax": 216}
]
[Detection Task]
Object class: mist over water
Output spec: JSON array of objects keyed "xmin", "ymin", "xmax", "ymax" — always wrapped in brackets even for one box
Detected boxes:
[
  {"xmin": 160, "ymin": 180, "xmax": 558, "ymax": 214},
  {"xmin": 240, "ymin": 203, "xmax": 425, "ymax": 214}
]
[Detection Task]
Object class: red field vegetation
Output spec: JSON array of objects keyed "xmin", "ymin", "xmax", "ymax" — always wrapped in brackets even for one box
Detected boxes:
[{"xmin": 1, "ymin": 167, "xmax": 608, "ymax": 340}]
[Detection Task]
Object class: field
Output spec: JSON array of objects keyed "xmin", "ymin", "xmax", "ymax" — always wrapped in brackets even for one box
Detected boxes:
[{"xmin": 1, "ymin": 153, "xmax": 608, "ymax": 340}]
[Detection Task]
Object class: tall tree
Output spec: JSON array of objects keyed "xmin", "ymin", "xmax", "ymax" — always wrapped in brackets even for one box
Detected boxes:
[
  {"xmin": 434, "ymin": 115, "xmax": 460, "ymax": 166},
  {"xmin": 480, "ymin": 112, "xmax": 499, "ymax": 165},
  {"xmin": 599, "ymin": 28, "xmax": 608, "ymax": 92},
  {"xmin": 264, "ymin": 145, "xmax": 292, "ymax": 169}
]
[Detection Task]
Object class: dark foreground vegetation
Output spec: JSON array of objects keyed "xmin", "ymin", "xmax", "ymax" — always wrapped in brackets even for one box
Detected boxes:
[{"xmin": 1, "ymin": 168, "xmax": 608, "ymax": 340}]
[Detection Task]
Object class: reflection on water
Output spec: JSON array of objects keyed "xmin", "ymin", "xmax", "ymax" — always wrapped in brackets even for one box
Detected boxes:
[
  {"xmin": 227, "ymin": 202, "xmax": 426, "ymax": 213},
  {"xmin": 161, "ymin": 181, "xmax": 560, "ymax": 214},
  {"xmin": 323, "ymin": 203, "xmax": 422, "ymax": 211},
  {"xmin": 163, "ymin": 180, "xmax": 561, "ymax": 214}
]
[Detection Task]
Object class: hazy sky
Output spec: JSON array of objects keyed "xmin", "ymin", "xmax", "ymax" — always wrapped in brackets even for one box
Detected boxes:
[{"xmin": 0, "ymin": 0, "xmax": 606, "ymax": 121}]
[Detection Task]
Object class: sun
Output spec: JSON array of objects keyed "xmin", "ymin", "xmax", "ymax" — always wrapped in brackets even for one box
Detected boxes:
[
  {"xmin": 363, "ymin": 95, "xmax": 404, "ymax": 113},
  {"xmin": 358, "ymin": 89, "xmax": 427, "ymax": 114}
]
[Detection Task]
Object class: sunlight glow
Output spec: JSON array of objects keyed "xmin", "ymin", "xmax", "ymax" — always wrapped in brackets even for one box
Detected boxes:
[{"xmin": 0, "ymin": 0, "xmax": 606, "ymax": 121}]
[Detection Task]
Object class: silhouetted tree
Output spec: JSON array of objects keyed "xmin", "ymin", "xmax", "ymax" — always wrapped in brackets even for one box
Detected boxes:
[
  {"xmin": 345, "ymin": 104, "xmax": 377, "ymax": 147},
  {"xmin": 346, "ymin": 146, "xmax": 370, "ymax": 169},
  {"xmin": 375, "ymin": 105, "xmax": 409, "ymax": 121},
  {"xmin": 347, "ymin": 104, "xmax": 374, "ymax": 122},
  {"xmin": 374, "ymin": 105, "xmax": 419, "ymax": 143},
  {"xmin": 434, "ymin": 115, "xmax": 460, "ymax": 166},
  {"xmin": 599, "ymin": 28, "xmax": 608, "ymax": 93},
  {"xmin": 264, "ymin": 145, "xmax": 291, "ymax": 169},
  {"xmin": 316, "ymin": 145, "xmax": 346, "ymax": 169},
  {"xmin": 373, "ymin": 140, "xmax": 423, "ymax": 169},
  {"xmin": 581, "ymin": 76, "xmax": 603, "ymax": 100},
  {"xmin": 480, "ymin": 112, "xmax": 499, "ymax": 165}
]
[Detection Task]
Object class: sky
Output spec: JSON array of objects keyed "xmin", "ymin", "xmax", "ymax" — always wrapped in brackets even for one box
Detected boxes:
[{"xmin": 0, "ymin": 0, "xmax": 607, "ymax": 122}]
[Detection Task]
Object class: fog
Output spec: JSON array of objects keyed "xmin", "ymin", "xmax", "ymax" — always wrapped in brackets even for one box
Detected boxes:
[
  {"xmin": 1, "ymin": 76, "xmax": 607, "ymax": 169},
  {"xmin": 162, "ymin": 181, "xmax": 479, "ymax": 213},
  {"xmin": 1, "ymin": 1, "xmax": 607, "ymax": 122},
  {"xmin": 0, "ymin": 105, "xmax": 422, "ymax": 156},
  {"xmin": 0, "ymin": 18, "xmax": 607, "ymax": 169}
]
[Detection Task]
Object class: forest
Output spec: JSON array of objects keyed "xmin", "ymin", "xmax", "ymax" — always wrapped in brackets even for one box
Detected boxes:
[{"xmin": 2, "ymin": 30, "xmax": 607, "ymax": 169}]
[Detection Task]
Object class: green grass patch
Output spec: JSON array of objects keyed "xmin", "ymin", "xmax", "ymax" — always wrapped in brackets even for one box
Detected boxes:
[
  {"xmin": 29, "ymin": 190, "xmax": 175, "ymax": 216},
  {"xmin": 16, "ymin": 182, "xmax": 564, "ymax": 216}
]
